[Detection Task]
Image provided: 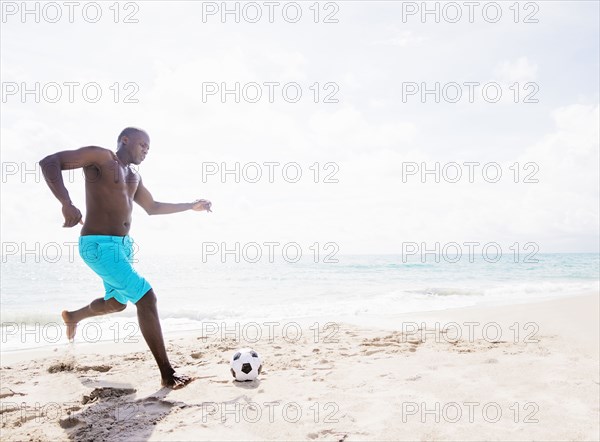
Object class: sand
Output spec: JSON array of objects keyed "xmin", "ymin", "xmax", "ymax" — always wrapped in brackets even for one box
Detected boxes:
[{"xmin": 1, "ymin": 293, "xmax": 598, "ymax": 441}]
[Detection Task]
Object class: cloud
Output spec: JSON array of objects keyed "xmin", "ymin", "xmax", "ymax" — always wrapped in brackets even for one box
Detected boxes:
[
  {"xmin": 494, "ymin": 56, "xmax": 538, "ymax": 83},
  {"xmin": 513, "ymin": 104, "xmax": 599, "ymax": 239},
  {"xmin": 371, "ymin": 30, "xmax": 425, "ymax": 47},
  {"xmin": 307, "ymin": 107, "xmax": 417, "ymax": 154}
]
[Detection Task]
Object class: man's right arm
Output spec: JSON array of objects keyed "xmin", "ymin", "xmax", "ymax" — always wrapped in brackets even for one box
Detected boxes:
[{"xmin": 39, "ymin": 146, "xmax": 110, "ymax": 227}]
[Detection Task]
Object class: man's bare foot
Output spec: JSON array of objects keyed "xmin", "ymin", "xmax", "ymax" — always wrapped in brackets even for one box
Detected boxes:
[
  {"xmin": 162, "ymin": 373, "xmax": 193, "ymax": 390},
  {"xmin": 61, "ymin": 310, "xmax": 77, "ymax": 341}
]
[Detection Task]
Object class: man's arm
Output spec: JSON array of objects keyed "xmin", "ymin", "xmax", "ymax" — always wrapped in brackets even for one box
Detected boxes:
[
  {"xmin": 134, "ymin": 178, "xmax": 212, "ymax": 215},
  {"xmin": 39, "ymin": 146, "xmax": 111, "ymax": 227}
]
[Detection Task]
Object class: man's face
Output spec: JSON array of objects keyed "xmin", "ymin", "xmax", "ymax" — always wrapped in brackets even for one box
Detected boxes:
[{"xmin": 127, "ymin": 132, "xmax": 150, "ymax": 165}]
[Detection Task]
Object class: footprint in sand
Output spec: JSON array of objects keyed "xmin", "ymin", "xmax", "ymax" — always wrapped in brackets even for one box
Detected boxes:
[
  {"xmin": 82, "ymin": 387, "xmax": 136, "ymax": 405},
  {"xmin": 124, "ymin": 353, "xmax": 146, "ymax": 361},
  {"xmin": 0, "ymin": 387, "xmax": 26, "ymax": 399},
  {"xmin": 360, "ymin": 333, "xmax": 422, "ymax": 355},
  {"xmin": 406, "ymin": 374, "xmax": 422, "ymax": 381},
  {"xmin": 307, "ymin": 429, "xmax": 348, "ymax": 441},
  {"xmin": 363, "ymin": 349, "xmax": 383, "ymax": 356},
  {"xmin": 48, "ymin": 361, "xmax": 75, "ymax": 373},
  {"xmin": 59, "ymin": 415, "xmax": 83, "ymax": 429},
  {"xmin": 77, "ymin": 365, "xmax": 112, "ymax": 373}
]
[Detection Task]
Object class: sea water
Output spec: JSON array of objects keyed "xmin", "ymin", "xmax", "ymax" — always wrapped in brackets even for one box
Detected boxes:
[{"xmin": 1, "ymin": 253, "xmax": 598, "ymax": 352}]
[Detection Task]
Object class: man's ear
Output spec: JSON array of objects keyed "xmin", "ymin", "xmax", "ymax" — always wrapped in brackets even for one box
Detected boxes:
[{"xmin": 121, "ymin": 136, "xmax": 129, "ymax": 146}]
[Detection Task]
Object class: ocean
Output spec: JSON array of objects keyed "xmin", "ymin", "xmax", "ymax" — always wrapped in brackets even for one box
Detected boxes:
[{"xmin": 1, "ymin": 253, "xmax": 598, "ymax": 352}]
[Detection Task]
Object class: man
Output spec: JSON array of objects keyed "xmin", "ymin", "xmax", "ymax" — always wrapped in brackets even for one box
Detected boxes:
[{"xmin": 40, "ymin": 127, "xmax": 211, "ymax": 389}]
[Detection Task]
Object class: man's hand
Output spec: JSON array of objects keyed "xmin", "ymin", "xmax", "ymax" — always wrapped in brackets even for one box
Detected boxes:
[
  {"xmin": 62, "ymin": 203, "xmax": 83, "ymax": 227},
  {"xmin": 191, "ymin": 199, "xmax": 212, "ymax": 212}
]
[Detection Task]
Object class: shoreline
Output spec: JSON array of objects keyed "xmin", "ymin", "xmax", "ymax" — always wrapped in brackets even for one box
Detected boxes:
[{"xmin": 1, "ymin": 290, "xmax": 597, "ymax": 361}]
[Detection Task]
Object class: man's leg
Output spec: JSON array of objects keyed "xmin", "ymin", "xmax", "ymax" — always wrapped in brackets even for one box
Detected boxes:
[
  {"xmin": 62, "ymin": 297, "xmax": 126, "ymax": 340},
  {"xmin": 135, "ymin": 288, "xmax": 191, "ymax": 389}
]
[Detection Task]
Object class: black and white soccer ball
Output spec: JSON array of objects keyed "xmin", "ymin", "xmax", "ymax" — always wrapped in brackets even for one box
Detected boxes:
[{"xmin": 230, "ymin": 348, "xmax": 262, "ymax": 381}]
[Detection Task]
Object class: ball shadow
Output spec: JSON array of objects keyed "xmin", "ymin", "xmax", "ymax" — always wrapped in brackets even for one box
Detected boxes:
[{"xmin": 231, "ymin": 378, "xmax": 261, "ymax": 389}]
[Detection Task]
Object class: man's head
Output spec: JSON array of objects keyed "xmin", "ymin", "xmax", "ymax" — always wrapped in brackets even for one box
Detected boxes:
[{"xmin": 117, "ymin": 127, "xmax": 150, "ymax": 165}]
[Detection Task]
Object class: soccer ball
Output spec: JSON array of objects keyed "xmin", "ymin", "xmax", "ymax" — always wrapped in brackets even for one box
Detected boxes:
[{"xmin": 230, "ymin": 348, "xmax": 262, "ymax": 381}]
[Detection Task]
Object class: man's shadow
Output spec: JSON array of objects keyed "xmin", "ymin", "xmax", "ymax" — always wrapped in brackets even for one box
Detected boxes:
[
  {"xmin": 63, "ymin": 379, "xmax": 177, "ymax": 441},
  {"xmin": 62, "ymin": 374, "xmax": 261, "ymax": 440}
]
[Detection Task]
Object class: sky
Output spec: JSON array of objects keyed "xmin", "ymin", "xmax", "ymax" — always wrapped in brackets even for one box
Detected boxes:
[{"xmin": 1, "ymin": 1, "xmax": 599, "ymax": 257}]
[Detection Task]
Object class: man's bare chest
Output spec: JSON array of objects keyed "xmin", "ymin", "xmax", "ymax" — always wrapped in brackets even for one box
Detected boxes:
[{"xmin": 83, "ymin": 162, "xmax": 139, "ymax": 196}]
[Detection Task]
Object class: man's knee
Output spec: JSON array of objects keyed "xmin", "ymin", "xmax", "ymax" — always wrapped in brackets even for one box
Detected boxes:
[
  {"xmin": 136, "ymin": 288, "xmax": 156, "ymax": 307},
  {"xmin": 107, "ymin": 298, "xmax": 127, "ymax": 312}
]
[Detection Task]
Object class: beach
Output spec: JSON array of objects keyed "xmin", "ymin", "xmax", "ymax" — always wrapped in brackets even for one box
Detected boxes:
[
  {"xmin": 1, "ymin": 292, "xmax": 598, "ymax": 441},
  {"xmin": 2, "ymin": 0, "xmax": 599, "ymax": 440}
]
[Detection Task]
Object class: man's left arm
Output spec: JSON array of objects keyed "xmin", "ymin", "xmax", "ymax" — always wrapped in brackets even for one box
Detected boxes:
[{"xmin": 134, "ymin": 178, "xmax": 211, "ymax": 215}]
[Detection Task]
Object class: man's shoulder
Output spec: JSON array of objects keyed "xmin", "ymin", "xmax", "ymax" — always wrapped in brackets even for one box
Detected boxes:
[
  {"xmin": 84, "ymin": 146, "xmax": 112, "ymax": 154},
  {"xmin": 74, "ymin": 146, "xmax": 116, "ymax": 170},
  {"xmin": 82, "ymin": 146, "xmax": 116, "ymax": 161}
]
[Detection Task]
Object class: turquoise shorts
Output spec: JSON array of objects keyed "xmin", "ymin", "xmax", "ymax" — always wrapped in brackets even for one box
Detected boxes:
[{"xmin": 79, "ymin": 235, "xmax": 152, "ymax": 305}]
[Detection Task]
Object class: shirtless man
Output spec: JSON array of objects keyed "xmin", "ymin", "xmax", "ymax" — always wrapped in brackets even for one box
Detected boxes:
[{"xmin": 40, "ymin": 127, "xmax": 211, "ymax": 389}]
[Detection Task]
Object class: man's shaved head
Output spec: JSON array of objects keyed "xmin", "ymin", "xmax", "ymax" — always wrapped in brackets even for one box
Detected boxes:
[
  {"xmin": 116, "ymin": 127, "xmax": 150, "ymax": 165},
  {"xmin": 117, "ymin": 127, "xmax": 147, "ymax": 144}
]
